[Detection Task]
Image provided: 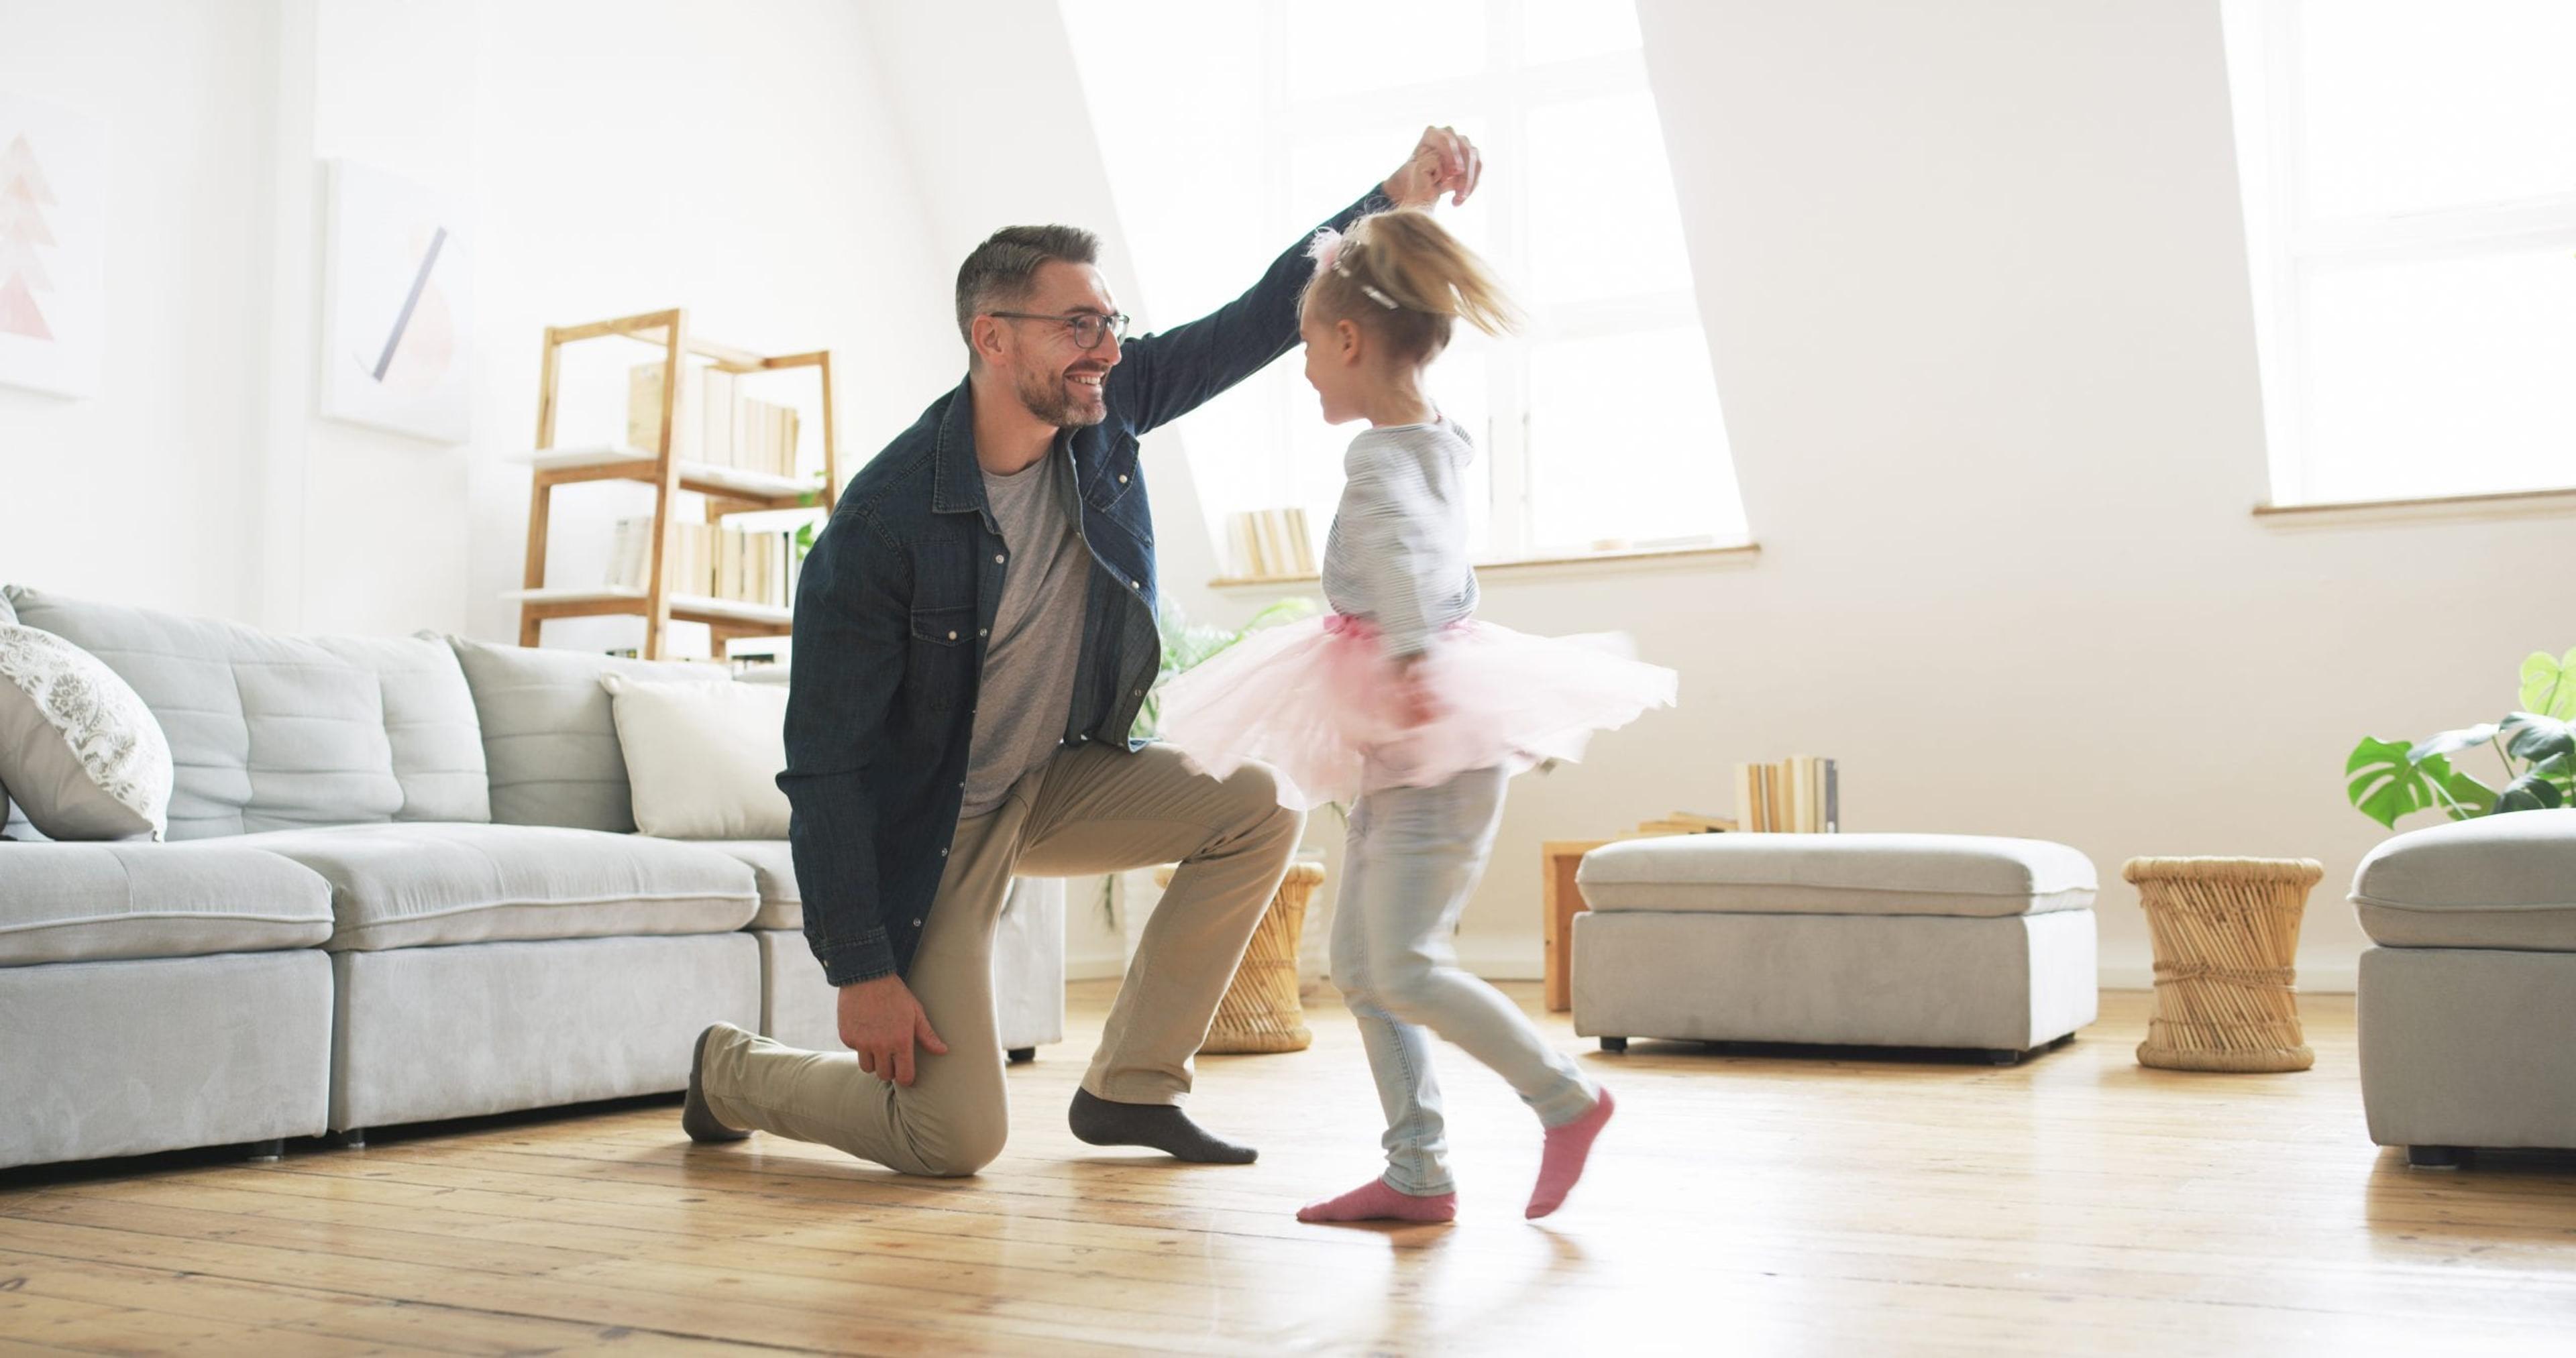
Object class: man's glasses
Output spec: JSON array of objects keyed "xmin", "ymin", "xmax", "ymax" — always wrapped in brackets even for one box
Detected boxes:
[{"xmin": 987, "ymin": 311, "xmax": 1132, "ymax": 351}]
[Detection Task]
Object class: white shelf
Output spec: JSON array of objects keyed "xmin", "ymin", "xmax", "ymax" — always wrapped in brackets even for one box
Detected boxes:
[
  {"xmin": 503, "ymin": 585, "xmax": 793, "ymax": 627},
  {"xmin": 517, "ymin": 444, "xmax": 822, "ymax": 502}
]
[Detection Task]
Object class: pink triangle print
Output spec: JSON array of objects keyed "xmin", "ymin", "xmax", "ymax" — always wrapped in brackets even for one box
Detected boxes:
[
  {"xmin": 0, "ymin": 274, "xmax": 52, "ymax": 341},
  {"xmin": 0, "ymin": 187, "xmax": 56, "ymax": 247},
  {"xmin": 0, "ymin": 135, "xmax": 56, "ymax": 205}
]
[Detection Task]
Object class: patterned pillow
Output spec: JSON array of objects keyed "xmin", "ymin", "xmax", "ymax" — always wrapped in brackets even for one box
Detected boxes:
[{"xmin": 0, "ymin": 623, "xmax": 172, "ymax": 840}]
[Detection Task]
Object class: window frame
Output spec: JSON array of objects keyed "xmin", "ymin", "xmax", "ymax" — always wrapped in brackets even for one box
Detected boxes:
[
  {"xmin": 2227, "ymin": 0, "xmax": 2576, "ymax": 509},
  {"xmin": 1234, "ymin": 0, "xmax": 1738, "ymax": 561}
]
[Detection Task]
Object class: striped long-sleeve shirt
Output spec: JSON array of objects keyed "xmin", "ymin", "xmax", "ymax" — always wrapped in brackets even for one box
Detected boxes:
[{"xmin": 1320, "ymin": 416, "xmax": 1481, "ymax": 659}]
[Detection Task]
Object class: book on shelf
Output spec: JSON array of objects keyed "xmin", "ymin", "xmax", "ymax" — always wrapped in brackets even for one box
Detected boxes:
[
  {"xmin": 1733, "ymin": 756, "xmax": 1839, "ymax": 832},
  {"xmin": 604, "ymin": 517, "xmax": 648, "ymax": 591},
  {"xmin": 602, "ymin": 518, "xmax": 800, "ymax": 606},
  {"xmin": 627, "ymin": 363, "xmax": 803, "ymax": 475},
  {"xmin": 1226, "ymin": 511, "xmax": 1265, "ymax": 578},
  {"xmin": 1224, "ymin": 506, "xmax": 1318, "ymax": 579}
]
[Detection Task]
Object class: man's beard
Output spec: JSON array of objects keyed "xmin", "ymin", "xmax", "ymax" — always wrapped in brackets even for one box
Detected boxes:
[{"xmin": 1014, "ymin": 362, "xmax": 1109, "ymax": 429}]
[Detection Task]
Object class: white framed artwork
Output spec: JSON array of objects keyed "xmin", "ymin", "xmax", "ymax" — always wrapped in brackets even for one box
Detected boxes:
[
  {"xmin": 0, "ymin": 94, "xmax": 106, "ymax": 398},
  {"xmin": 321, "ymin": 158, "xmax": 473, "ymax": 443}
]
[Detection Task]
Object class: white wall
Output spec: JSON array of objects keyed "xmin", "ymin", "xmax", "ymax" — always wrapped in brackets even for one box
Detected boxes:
[
  {"xmin": 10, "ymin": 1, "xmax": 2560, "ymax": 992},
  {"xmin": 1499, "ymin": 0, "xmax": 2575, "ymax": 987},
  {"xmin": 464, "ymin": 0, "xmax": 957, "ymax": 653},
  {"xmin": 1, "ymin": 0, "xmax": 953, "ymax": 649},
  {"xmin": 0, "ymin": 1, "xmax": 280, "ymax": 619},
  {"xmin": 1203, "ymin": 0, "xmax": 2576, "ymax": 991}
]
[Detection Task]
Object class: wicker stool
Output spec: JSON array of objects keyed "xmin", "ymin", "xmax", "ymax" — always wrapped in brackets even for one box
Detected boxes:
[
  {"xmin": 2125, "ymin": 856, "xmax": 2322, "ymax": 1073},
  {"xmin": 1153, "ymin": 860, "xmax": 1326, "ymax": 1055}
]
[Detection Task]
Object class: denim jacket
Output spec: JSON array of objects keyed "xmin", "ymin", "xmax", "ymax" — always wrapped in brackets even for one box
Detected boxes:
[{"xmin": 783, "ymin": 185, "xmax": 1393, "ymax": 986}]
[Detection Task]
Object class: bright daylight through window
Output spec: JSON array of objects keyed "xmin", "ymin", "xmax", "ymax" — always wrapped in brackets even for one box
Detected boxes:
[
  {"xmin": 1063, "ymin": 0, "xmax": 1747, "ymax": 571},
  {"xmin": 2224, "ymin": 0, "xmax": 2576, "ymax": 506}
]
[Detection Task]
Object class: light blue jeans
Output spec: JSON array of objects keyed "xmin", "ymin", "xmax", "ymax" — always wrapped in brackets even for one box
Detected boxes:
[{"xmin": 1332, "ymin": 764, "xmax": 1600, "ymax": 1196}]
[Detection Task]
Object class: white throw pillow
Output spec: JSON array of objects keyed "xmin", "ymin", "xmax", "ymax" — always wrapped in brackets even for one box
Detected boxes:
[
  {"xmin": 0, "ymin": 622, "xmax": 172, "ymax": 840},
  {"xmin": 601, "ymin": 673, "xmax": 792, "ymax": 840}
]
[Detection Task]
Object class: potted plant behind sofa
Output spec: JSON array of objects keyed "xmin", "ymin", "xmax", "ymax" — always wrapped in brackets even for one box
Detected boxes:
[
  {"xmin": 2347, "ymin": 648, "xmax": 2576, "ymax": 828},
  {"xmin": 1097, "ymin": 596, "xmax": 1322, "ymax": 948}
]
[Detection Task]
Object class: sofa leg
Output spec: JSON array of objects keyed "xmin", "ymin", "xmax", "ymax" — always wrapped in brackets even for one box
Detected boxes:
[
  {"xmin": 2406, "ymin": 1144, "xmax": 2469, "ymax": 1170},
  {"xmin": 1984, "ymin": 1048, "xmax": 2025, "ymax": 1066},
  {"xmin": 1600, "ymin": 1037, "xmax": 1627, "ymax": 1054},
  {"xmin": 1006, "ymin": 1047, "xmax": 1036, "ymax": 1065},
  {"xmin": 332, "ymin": 1129, "xmax": 368, "ymax": 1150},
  {"xmin": 243, "ymin": 1139, "xmax": 284, "ymax": 1163}
]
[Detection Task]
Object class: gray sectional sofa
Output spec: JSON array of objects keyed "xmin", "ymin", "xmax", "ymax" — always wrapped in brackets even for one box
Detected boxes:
[{"xmin": 0, "ymin": 585, "xmax": 1063, "ymax": 1171}]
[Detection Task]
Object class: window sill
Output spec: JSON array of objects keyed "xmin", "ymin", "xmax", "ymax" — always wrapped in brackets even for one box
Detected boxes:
[
  {"xmin": 1210, "ymin": 539, "xmax": 1760, "ymax": 590},
  {"xmin": 2255, "ymin": 485, "xmax": 2576, "ymax": 522}
]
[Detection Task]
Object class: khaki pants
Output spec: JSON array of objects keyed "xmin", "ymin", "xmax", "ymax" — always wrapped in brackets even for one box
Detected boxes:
[{"xmin": 701, "ymin": 744, "xmax": 1303, "ymax": 1176}]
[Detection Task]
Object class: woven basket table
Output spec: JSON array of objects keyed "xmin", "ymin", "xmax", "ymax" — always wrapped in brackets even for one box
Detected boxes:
[
  {"xmin": 2124, "ymin": 856, "xmax": 2323, "ymax": 1073},
  {"xmin": 1153, "ymin": 860, "xmax": 1327, "ymax": 1055}
]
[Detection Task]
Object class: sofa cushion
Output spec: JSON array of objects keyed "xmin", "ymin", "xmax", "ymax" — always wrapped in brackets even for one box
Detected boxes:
[
  {"xmin": 1577, "ymin": 833, "xmax": 2098, "ymax": 917},
  {"xmin": 2, "ymin": 587, "xmax": 489, "ymax": 838},
  {"xmin": 0, "ymin": 841, "xmax": 334, "ymax": 965},
  {"xmin": 604, "ymin": 675, "xmax": 792, "ymax": 840},
  {"xmin": 0, "ymin": 623, "xmax": 172, "ymax": 840},
  {"xmin": 444, "ymin": 636, "xmax": 727, "ymax": 833},
  {"xmin": 681, "ymin": 839, "xmax": 800, "ymax": 929},
  {"xmin": 2351, "ymin": 809, "xmax": 2576, "ymax": 952},
  {"xmin": 231, "ymin": 822, "xmax": 759, "ymax": 950}
]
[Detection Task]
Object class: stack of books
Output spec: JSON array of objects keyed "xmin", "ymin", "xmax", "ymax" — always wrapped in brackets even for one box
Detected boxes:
[
  {"xmin": 1630, "ymin": 811, "xmax": 1735, "ymax": 837},
  {"xmin": 627, "ymin": 363, "xmax": 802, "ymax": 477},
  {"xmin": 1734, "ymin": 756, "xmax": 1839, "ymax": 833},
  {"xmin": 606, "ymin": 518, "xmax": 800, "ymax": 608},
  {"xmin": 1225, "ymin": 508, "xmax": 1316, "ymax": 579}
]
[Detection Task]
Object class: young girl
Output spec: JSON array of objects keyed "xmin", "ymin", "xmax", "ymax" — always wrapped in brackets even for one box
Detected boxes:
[{"xmin": 1159, "ymin": 211, "xmax": 1676, "ymax": 1223}]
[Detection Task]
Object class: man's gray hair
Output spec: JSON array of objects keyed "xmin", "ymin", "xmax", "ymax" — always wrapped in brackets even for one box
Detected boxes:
[{"xmin": 955, "ymin": 225, "xmax": 1100, "ymax": 349}]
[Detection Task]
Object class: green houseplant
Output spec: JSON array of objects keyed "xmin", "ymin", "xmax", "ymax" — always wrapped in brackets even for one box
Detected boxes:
[
  {"xmin": 1133, "ymin": 596, "xmax": 1320, "ymax": 740},
  {"xmin": 1095, "ymin": 596, "xmax": 1323, "ymax": 929},
  {"xmin": 2346, "ymin": 648, "xmax": 2576, "ymax": 828}
]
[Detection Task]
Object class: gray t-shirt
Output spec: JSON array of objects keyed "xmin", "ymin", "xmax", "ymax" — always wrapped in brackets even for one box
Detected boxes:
[{"xmin": 959, "ymin": 450, "xmax": 1092, "ymax": 817}]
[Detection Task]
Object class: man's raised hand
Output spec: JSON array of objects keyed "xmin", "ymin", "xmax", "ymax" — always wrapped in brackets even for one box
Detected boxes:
[
  {"xmin": 838, "ymin": 972, "xmax": 949, "ymax": 1087},
  {"xmin": 1385, "ymin": 125, "xmax": 1483, "ymax": 209}
]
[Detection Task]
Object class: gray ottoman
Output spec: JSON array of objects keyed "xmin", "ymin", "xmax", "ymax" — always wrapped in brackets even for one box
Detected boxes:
[
  {"xmin": 2352, "ymin": 809, "xmax": 2576, "ymax": 1166},
  {"xmin": 1572, "ymin": 833, "xmax": 2099, "ymax": 1062}
]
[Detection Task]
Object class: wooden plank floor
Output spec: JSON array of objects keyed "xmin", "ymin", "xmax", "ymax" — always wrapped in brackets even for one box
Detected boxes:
[{"xmin": 5, "ymin": 984, "xmax": 2576, "ymax": 1355}]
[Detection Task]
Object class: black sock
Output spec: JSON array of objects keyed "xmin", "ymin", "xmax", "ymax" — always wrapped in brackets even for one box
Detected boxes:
[{"xmin": 1068, "ymin": 1088, "xmax": 1258, "ymax": 1164}]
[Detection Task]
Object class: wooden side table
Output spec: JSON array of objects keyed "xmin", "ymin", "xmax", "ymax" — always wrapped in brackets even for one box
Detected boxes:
[
  {"xmin": 2125, "ymin": 856, "xmax": 2324, "ymax": 1073},
  {"xmin": 1155, "ymin": 860, "xmax": 1328, "ymax": 1054},
  {"xmin": 1543, "ymin": 840, "xmax": 1614, "ymax": 1012}
]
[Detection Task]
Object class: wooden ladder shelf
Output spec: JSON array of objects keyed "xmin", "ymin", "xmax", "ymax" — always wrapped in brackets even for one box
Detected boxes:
[{"xmin": 513, "ymin": 307, "xmax": 840, "ymax": 659}]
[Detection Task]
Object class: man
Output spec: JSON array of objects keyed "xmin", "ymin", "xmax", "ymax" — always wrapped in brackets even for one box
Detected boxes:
[{"xmin": 682, "ymin": 129, "xmax": 1485, "ymax": 1177}]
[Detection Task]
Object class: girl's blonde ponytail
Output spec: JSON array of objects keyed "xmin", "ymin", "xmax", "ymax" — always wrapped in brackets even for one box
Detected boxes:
[{"xmin": 1306, "ymin": 209, "xmax": 1521, "ymax": 360}]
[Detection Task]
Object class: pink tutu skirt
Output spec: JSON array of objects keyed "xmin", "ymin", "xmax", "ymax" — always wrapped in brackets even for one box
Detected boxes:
[{"xmin": 1157, "ymin": 615, "xmax": 1678, "ymax": 809}]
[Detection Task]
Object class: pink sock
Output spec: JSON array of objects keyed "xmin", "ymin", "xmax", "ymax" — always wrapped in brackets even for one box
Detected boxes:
[
  {"xmin": 1297, "ymin": 1178, "xmax": 1458, "ymax": 1225},
  {"xmin": 1526, "ymin": 1086, "xmax": 1615, "ymax": 1219}
]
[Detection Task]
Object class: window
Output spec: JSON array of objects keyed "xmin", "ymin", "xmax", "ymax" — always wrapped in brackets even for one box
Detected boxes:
[
  {"xmin": 2223, "ymin": 0, "xmax": 2576, "ymax": 506},
  {"xmin": 1063, "ymin": 0, "xmax": 1748, "ymax": 567}
]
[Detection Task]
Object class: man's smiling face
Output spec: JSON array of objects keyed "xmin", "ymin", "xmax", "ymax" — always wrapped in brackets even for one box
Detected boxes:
[{"xmin": 994, "ymin": 260, "xmax": 1122, "ymax": 429}]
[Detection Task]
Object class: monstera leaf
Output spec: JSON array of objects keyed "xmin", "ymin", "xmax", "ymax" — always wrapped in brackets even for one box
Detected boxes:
[
  {"xmin": 2346, "ymin": 740, "xmax": 2496, "ymax": 828},
  {"xmin": 2408, "ymin": 723, "xmax": 2499, "ymax": 762},
  {"xmin": 2500, "ymin": 712, "xmax": 2576, "ymax": 765},
  {"xmin": 2520, "ymin": 650, "xmax": 2576, "ymax": 721},
  {"xmin": 2498, "ymin": 752, "xmax": 2572, "ymax": 813}
]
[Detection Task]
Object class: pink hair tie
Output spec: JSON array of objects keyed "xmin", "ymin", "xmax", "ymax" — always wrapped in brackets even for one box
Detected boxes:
[{"xmin": 1308, "ymin": 228, "xmax": 1346, "ymax": 274}]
